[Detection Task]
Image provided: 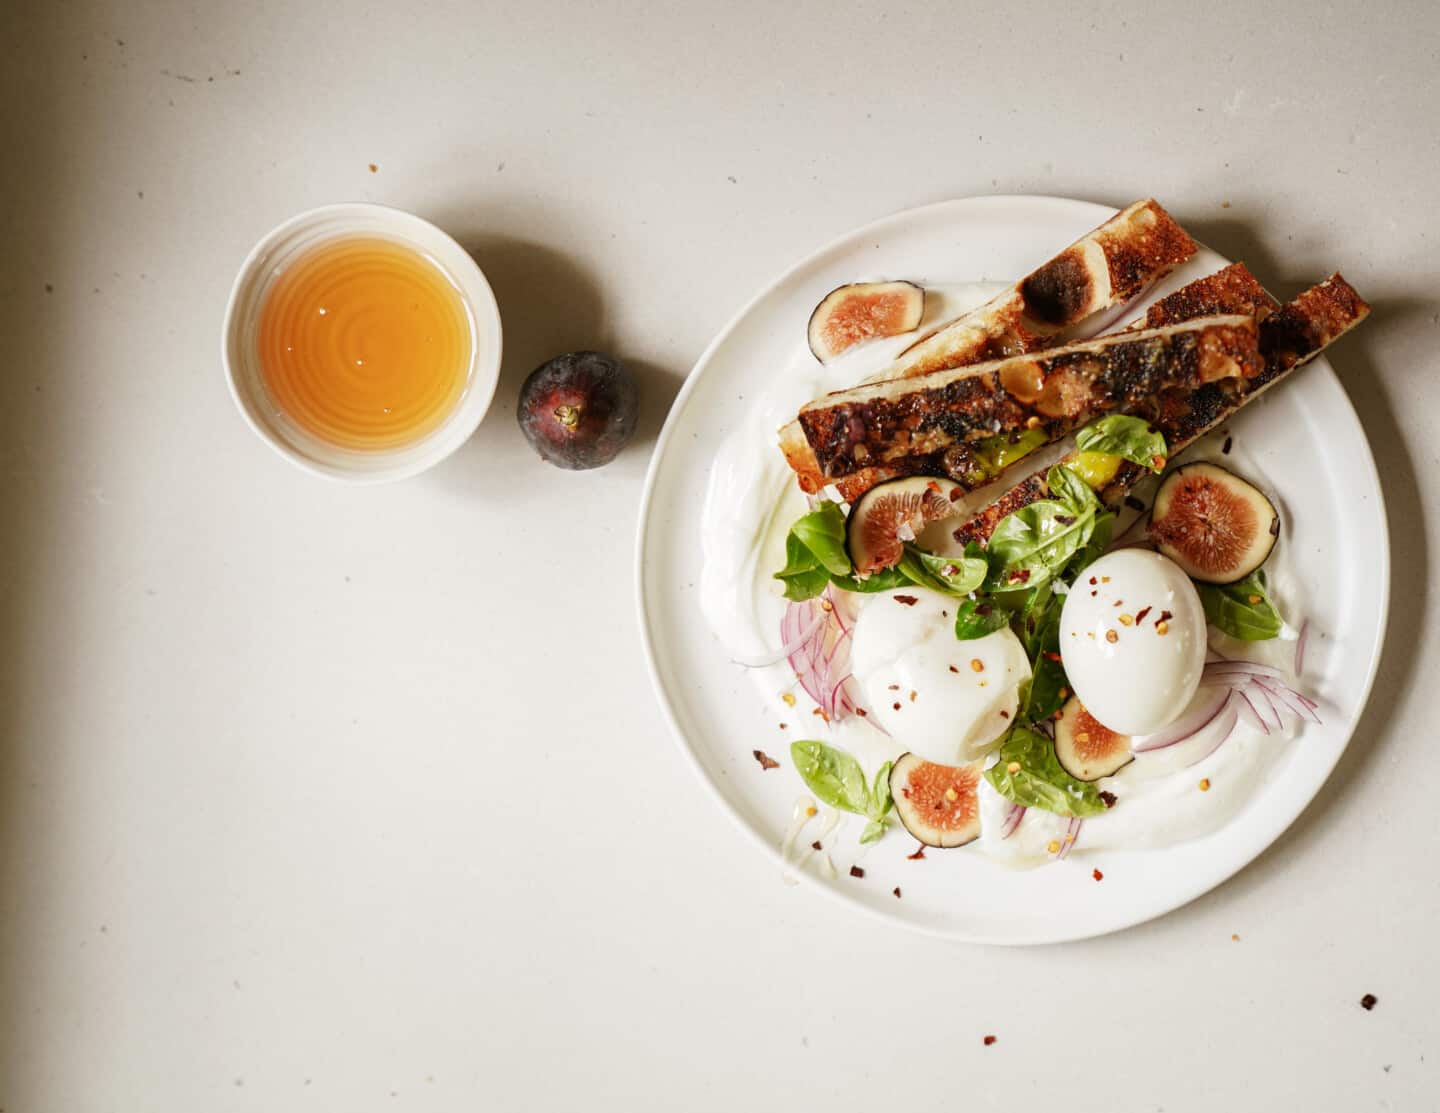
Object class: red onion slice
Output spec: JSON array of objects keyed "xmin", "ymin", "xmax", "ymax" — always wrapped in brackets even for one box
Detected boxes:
[
  {"xmin": 1202, "ymin": 660, "xmax": 1285, "ymax": 682},
  {"xmin": 733, "ymin": 608, "xmax": 826, "ymax": 668},
  {"xmin": 999, "ymin": 803, "xmax": 1026, "ymax": 840},
  {"xmin": 1056, "ymin": 816, "xmax": 1082, "ymax": 860},
  {"xmin": 1231, "ymin": 687, "xmax": 1270, "ymax": 735},
  {"xmin": 1183, "ymin": 698, "xmax": 1240, "ymax": 767},
  {"xmin": 1246, "ymin": 683, "xmax": 1285, "ymax": 731},
  {"xmin": 1132, "ymin": 687, "xmax": 1231, "ymax": 752},
  {"xmin": 1293, "ymin": 619, "xmax": 1310, "ymax": 678},
  {"xmin": 1253, "ymin": 677, "xmax": 1323, "ymax": 725}
]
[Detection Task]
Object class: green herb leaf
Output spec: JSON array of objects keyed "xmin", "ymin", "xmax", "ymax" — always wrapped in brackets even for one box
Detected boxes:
[
  {"xmin": 984, "ymin": 505, "xmax": 1095, "ymax": 592},
  {"xmin": 1066, "ymin": 510, "xmax": 1114, "ymax": 580},
  {"xmin": 870, "ymin": 761, "xmax": 894, "ymax": 822},
  {"xmin": 954, "ymin": 597, "xmax": 1012, "ymax": 640},
  {"xmin": 790, "ymin": 502, "xmax": 852, "ymax": 576},
  {"xmin": 774, "ymin": 533, "xmax": 832, "ymax": 601},
  {"xmin": 1046, "ymin": 463, "xmax": 1103, "ymax": 517},
  {"xmin": 790, "ymin": 740, "xmax": 870, "ymax": 815},
  {"xmin": 1198, "ymin": 570, "xmax": 1282, "ymax": 640},
  {"xmin": 983, "ymin": 726, "xmax": 1108, "ymax": 817},
  {"xmin": 829, "ymin": 567, "xmax": 913, "ymax": 593},
  {"xmin": 1075, "ymin": 414, "xmax": 1168, "ymax": 472},
  {"xmin": 899, "ymin": 546, "xmax": 989, "ymax": 597}
]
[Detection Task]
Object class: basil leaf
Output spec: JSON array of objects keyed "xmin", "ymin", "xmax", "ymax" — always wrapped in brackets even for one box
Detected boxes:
[
  {"xmin": 789, "ymin": 740, "xmax": 871, "ymax": 816},
  {"xmin": 983, "ymin": 499, "xmax": 1095, "ymax": 591},
  {"xmin": 1075, "ymin": 414, "xmax": 1168, "ymax": 472},
  {"xmin": 859, "ymin": 819, "xmax": 886, "ymax": 844},
  {"xmin": 829, "ymin": 567, "xmax": 912, "ymax": 593},
  {"xmin": 1046, "ymin": 463, "xmax": 1103, "ymax": 517},
  {"xmin": 954, "ymin": 597, "xmax": 1011, "ymax": 640},
  {"xmin": 789, "ymin": 502, "xmax": 852, "ymax": 577},
  {"xmin": 983, "ymin": 726, "xmax": 1108, "ymax": 817},
  {"xmin": 1066, "ymin": 510, "xmax": 1114, "ymax": 580},
  {"xmin": 900, "ymin": 547, "xmax": 988, "ymax": 597},
  {"xmin": 870, "ymin": 761, "xmax": 894, "ymax": 822},
  {"xmin": 1198, "ymin": 570, "xmax": 1282, "ymax": 640},
  {"xmin": 774, "ymin": 533, "xmax": 831, "ymax": 601}
]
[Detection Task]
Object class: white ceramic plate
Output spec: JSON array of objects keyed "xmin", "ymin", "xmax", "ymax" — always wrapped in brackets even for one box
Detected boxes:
[{"xmin": 636, "ymin": 195, "xmax": 1387, "ymax": 943}]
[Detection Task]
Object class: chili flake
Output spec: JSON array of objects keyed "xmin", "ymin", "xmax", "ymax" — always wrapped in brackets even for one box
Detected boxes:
[
  {"xmin": 752, "ymin": 750, "xmax": 779, "ymax": 771},
  {"xmin": 1360, "ymin": 994, "xmax": 1377, "ymax": 1011},
  {"xmin": 1046, "ymin": 840, "xmax": 1061, "ymax": 854},
  {"xmin": 893, "ymin": 886, "xmax": 902, "ymax": 899},
  {"xmin": 1156, "ymin": 621, "xmax": 1170, "ymax": 636},
  {"xmin": 1099, "ymin": 791, "xmax": 1117, "ymax": 808},
  {"xmin": 1119, "ymin": 613, "xmax": 1134, "ymax": 626},
  {"xmin": 983, "ymin": 1035, "xmax": 997, "ymax": 1046},
  {"xmin": 1105, "ymin": 629, "xmax": 1119, "ymax": 644},
  {"xmin": 894, "ymin": 594, "xmax": 919, "ymax": 606},
  {"xmin": 811, "ymin": 840, "xmax": 822, "ymax": 851},
  {"xmin": 781, "ymin": 692, "xmax": 796, "ymax": 707},
  {"xmin": 949, "ymin": 665, "xmax": 959, "ymax": 673},
  {"xmin": 1092, "ymin": 868, "xmax": 1104, "ymax": 881},
  {"xmin": 849, "ymin": 865, "xmax": 865, "ymax": 879},
  {"xmin": 1135, "ymin": 606, "xmax": 1152, "ymax": 623},
  {"xmin": 970, "ymin": 658, "xmax": 985, "ymax": 673},
  {"xmin": 907, "ymin": 844, "xmax": 926, "ymax": 860},
  {"xmin": 1198, "ymin": 778, "xmax": 1211, "ymax": 791}
]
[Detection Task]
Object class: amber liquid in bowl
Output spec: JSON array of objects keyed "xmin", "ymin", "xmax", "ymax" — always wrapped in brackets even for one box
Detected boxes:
[{"xmin": 256, "ymin": 236, "xmax": 473, "ymax": 451}]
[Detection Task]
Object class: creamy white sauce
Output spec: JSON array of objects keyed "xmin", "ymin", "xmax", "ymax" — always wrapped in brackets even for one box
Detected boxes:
[{"xmin": 701, "ymin": 282, "xmax": 1311, "ymax": 869}]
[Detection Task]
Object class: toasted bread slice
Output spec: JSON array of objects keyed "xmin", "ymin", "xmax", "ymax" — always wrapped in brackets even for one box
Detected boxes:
[
  {"xmin": 796, "ymin": 315, "xmax": 1262, "ymax": 482},
  {"xmin": 948, "ymin": 274, "xmax": 1370, "ymax": 548},
  {"xmin": 779, "ymin": 200, "xmax": 1198, "ymax": 495}
]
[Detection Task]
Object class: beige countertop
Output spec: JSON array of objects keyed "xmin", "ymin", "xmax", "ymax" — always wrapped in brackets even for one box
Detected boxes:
[{"xmin": 1, "ymin": 0, "xmax": 1436, "ymax": 1108}]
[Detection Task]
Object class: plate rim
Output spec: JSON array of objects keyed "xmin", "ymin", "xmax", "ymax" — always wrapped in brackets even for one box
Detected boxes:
[{"xmin": 635, "ymin": 193, "xmax": 1390, "ymax": 944}]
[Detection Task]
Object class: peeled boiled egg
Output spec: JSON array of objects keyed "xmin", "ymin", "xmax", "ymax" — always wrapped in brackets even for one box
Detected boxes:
[
  {"xmin": 852, "ymin": 589, "xmax": 1030, "ymax": 763},
  {"xmin": 1059, "ymin": 549, "xmax": 1207, "ymax": 735}
]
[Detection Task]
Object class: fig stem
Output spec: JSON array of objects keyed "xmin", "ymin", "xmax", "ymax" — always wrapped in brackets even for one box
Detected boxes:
[{"xmin": 553, "ymin": 404, "xmax": 582, "ymax": 430}]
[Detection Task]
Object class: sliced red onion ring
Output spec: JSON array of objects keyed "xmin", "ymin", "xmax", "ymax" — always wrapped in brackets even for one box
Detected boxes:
[
  {"xmin": 1231, "ymin": 687, "xmax": 1270, "ymax": 735},
  {"xmin": 1056, "ymin": 816, "xmax": 1082, "ymax": 860},
  {"xmin": 1245, "ymin": 683, "xmax": 1285, "ymax": 731},
  {"xmin": 732, "ymin": 608, "xmax": 826, "ymax": 668},
  {"xmin": 1294, "ymin": 619, "xmax": 1310, "ymax": 678},
  {"xmin": 1253, "ymin": 677, "xmax": 1322, "ymax": 725},
  {"xmin": 1131, "ymin": 687, "xmax": 1231, "ymax": 752},
  {"xmin": 999, "ymin": 803, "xmax": 1026, "ymax": 840},
  {"xmin": 1202, "ymin": 660, "xmax": 1285, "ymax": 681},
  {"xmin": 1183, "ymin": 699, "xmax": 1240, "ymax": 766}
]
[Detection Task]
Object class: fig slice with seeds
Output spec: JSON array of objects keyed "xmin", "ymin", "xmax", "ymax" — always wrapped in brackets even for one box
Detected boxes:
[
  {"xmin": 807, "ymin": 281, "xmax": 926, "ymax": 363},
  {"xmin": 889, "ymin": 753, "xmax": 983, "ymax": 848},
  {"xmin": 1148, "ymin": 462, "xmax": 1278, "ymax": 584},
  {"xmin": 846, "ymin": 475, "xmax": 961, "ymax": 574},
  {"xmin": 1054, "ymin": 696, "xmax": 1133, "ymax": 781}
]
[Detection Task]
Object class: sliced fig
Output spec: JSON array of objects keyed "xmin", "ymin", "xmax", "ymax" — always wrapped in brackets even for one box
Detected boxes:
[
  {"xmin": 807, "ymin": 281, "xmax": 925, "ymax": 363},
  {"xmin": 1149, "ymin": 462, "xmax": 1278, "ymax": 584},
  {"xmin": 889, "ymin": 753, "xmax": 983, "ymax": 848},
  {"xmin": 846, "ymin": 476, "xmax": 961, "ymax": 574},
  {"xmin": 1054, "ymin": 696, "xmax": 1133, "ymax": 781}
]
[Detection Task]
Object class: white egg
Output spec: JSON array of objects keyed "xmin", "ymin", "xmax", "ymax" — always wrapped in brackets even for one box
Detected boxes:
[
  {"xmin": 1059, "ymin": 549, "xmax": 1207, "ymax": 735},
  {"xmin": 852, "ymin": 589, "xmax": 1030, "ymax": 763}
]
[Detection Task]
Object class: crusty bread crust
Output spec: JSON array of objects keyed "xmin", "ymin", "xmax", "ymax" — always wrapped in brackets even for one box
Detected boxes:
[
  {"xmin": 779, "ymin": 200, "xmax": 1197, "ymax": 496},
  {"xmin": 948, "ymin": 273, "xmax": 1370, "ymax": 548},
  {"xmin": 797, "ymin": 315, "xmax": 1261, "ymax": 482}
]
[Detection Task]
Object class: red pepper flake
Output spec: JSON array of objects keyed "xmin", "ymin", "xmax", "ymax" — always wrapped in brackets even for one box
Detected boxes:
[
  {"xmin": 856, "ymin": 708, "xmax": 868, "ymax": 717},
  {"xmin": 949, "ymin": 665, "xmax": 960, "ymax": 673},
  {"xmin": 983, "ymin": 1035, "xmax": 997, "ymax": 1046},
  {"xmin": 1105, "ymin": 629, "xmax": 1119, "ymax": 643},
  {"xmin": 999, "ymin": 710, "xmax": 1010, "ymax": 719},
  {"xmin": 752, "ymin": 750, "xmax": 779, "ymax": 771},
  {"xmin": 892, "ymin": 886, "xmax": 902, "ymax": 899},
  {"xmin": 1222, "ymin": 435, "xmax": 1233, "ymax": 455},
  {"xmin": 1151, "ymin": 455, "xmax": 1165, "ymax": 470},
  {"xmin": 1092, "ymin": 868, "xmax": 1104, "ymax": 881},
  {"xmin": 368, "ymin": 162, "xmax": 378, "ymax": 173},
  {"xmin": 1156, "ymin": 609, "xmax": 1173, "ymax": 626},
  {"xmin": 779, "ymin": 723, "xmax": 788, "ymax": 729},
  {"xmin": 811, "ymin": 840, "xmax": 822, "ymax": 851},
  {"xmin": 1360, "ymin": 994, "xmax": 1377, "ymax": 1011},
  {"xmin": 892, "ymin": 702, "xmax": 901, "ymax": 711},
  {"xmin": 894, "ymin": 594, "xmax": 919, "ymax": 606},
  {"xmin": 849, "ymin": 865, "xmax": 865, "ymax": 879},
  {"xmin": 907, "ymin": 844, "xmax": 927, "ymax": 860},
  {"xmin": 1099, "ymin": 790, "xmax": 1118, "ymax": 808},
  {"xmin": 1089, "ymin": 576, "xmax": 1098, "ymax": 585},
  {"xmin": 1042, "ymin": 651, "xmax": 1062, "ymax": 662},
  {"xmin": 926, "ymin": 480, "xmax": 941, "ymax": 493},
  {"xmin": 949, "ymin": 487, "xmax": 964, "ymax": 501},
  {"xmin": 1135, "ymin": 605, "xmax": 1152, "ymax": 624},
  {"xmin": 888, "ymin": 684, "xmax": 900, "ymax": 691},
  {"xmin": 909, "ymin": 690, "xmax": 917, "ymax": 702},
  {"xmin": 1008, "ymin": 568, "xmax": 1031, "ymax": 585}
]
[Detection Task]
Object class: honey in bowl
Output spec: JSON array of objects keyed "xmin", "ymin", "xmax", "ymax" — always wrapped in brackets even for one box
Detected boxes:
[{"xmin": 256, "ymin": 236, "xmax": 473, "ymax": 451}]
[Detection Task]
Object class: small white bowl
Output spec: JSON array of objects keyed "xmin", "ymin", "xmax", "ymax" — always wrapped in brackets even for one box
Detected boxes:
[{"xmin": 222, "ymin": 203, "xmax": 502, "ymax": 483}]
